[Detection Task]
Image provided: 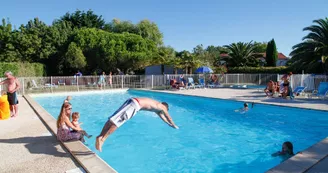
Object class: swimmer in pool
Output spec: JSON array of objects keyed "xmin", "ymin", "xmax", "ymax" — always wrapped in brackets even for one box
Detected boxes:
[{"xmin": 235, "ymin": 102, "xmax": 254, "ymax": 112}]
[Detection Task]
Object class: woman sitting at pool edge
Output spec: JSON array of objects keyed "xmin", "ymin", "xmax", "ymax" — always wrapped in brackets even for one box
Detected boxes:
[{"xmin": 57, "ymin": 102, "xmax": 84, "ymax": 142}]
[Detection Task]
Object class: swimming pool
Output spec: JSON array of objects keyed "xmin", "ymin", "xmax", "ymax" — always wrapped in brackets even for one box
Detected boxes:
[{"xmin": 33, "ymin": 90, "xmax": 328, "ymax": 173}]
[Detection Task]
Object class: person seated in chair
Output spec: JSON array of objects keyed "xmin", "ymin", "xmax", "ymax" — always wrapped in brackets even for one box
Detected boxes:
[
  {"xmin": 281, "ymin": 72, "xmax": 293, "ymax": 99},
  {"xmin": 264, "ymin": 80, "xmax": 275, "ymax": 97},
  {"xmin": 208, "ymin": 74, "xmax": 219, "ymax": 85},
  {"xmin": 275, "ymin": 82, "xmax": 280, "ymax": 94},
  {"xmin": 179, "ymin": 75, "xmax": 186, "ymax": 88},
  {"xmin": 208, "ymin": 74, "xmax": 214, "ymax": 85},
  {"xmin": 170, "ymin": 79, "xmax": 184, "ymax": 89}
]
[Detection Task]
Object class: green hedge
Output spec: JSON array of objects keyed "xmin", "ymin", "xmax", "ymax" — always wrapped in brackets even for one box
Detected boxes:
[
  {"xmin": 228, "ymin": 66, "xmax": 291, "ymax": 73},
  {"xmin": 0, "ymin": 62, "xmax": 45, "ymax": 77}
]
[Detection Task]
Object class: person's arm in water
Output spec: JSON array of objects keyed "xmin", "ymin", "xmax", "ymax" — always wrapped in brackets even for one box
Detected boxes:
[
  {"xmin": 271, "ymin": 151, "xmax": 283, "ymax": 157},
  {"xmin": 234, "ymin": 108, "xmax": 241, "ymax": 112}
]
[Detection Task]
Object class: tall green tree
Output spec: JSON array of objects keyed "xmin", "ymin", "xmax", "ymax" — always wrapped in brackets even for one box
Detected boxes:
[
  {"xmin": 205, "ymin": 45, "xmax": 229, "ymax": 66},
  {"xmin": 290, "ymin": 18, "xmax": 328, "ymax": 74},
  {"xmin": 104, "ymin": 19, "xmax": 137, "ymax": 34},
  {"xmin": 266, "ymin": 39, "xmax": 278, "ymax": 66},
  {"xmin": 14, "ymin": 18, "xmax": 53, "ymax": 62},
  {"xmin": 153, "ymin": 46, "xmax": 176, "ymax": 65},
  {"xmin": 46, "ymin": 21, "xmax": 75, "ymax": 75},
  {"xmin": 104, "ymin": 19, "xmax": 163, "ymax": 46},
  {"xmin": 136, "ymin": 20, "xmax": 163, "ymax": 46},
  {"xmin": 65, "ymin": 42, "xmax": 86, "ymax": 70},
  {"xmin": 252, "ymin": 41, "xmax": 267, "ymax": 53},
  {"xmin": 193, "ymin": 44, "xmax": 208, "ymax": 65},
  {"xmin": 0, "ymin": 18, "xmax": 20, "ymax": 62},
  {"xmin": 72, "ymin": 28, "xmax": 157, "ymax": 74},
  {"xmin": 0, "ymin": 10, "xmax": 166, "ymax": 75},
  {"xmin": 223, "ymin": 42, "xmax": 260, "ymax": 67},
  {"xmin": 57, "ymin": 10, "xmax": 105, "ymax": 29}
]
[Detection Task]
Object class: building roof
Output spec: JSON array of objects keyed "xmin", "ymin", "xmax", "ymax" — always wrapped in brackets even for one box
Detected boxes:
[
  {"xmin": 220, "ymin": 53, "xmax": 229, "ymax": 57},
  {"xmin": 258, "ymin": 53, "xmax": 288, "ymax": 60}
]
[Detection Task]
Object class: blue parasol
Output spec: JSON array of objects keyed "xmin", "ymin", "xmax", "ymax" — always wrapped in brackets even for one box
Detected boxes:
[{"xmin": 195, "ymin": 66, "xmax": 213, "ymax": 73}]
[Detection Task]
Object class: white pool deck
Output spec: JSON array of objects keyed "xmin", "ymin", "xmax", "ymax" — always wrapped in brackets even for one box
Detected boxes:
[{"xmin": 0, "ymin": 88, "xmax": 327, "ymax": 172}]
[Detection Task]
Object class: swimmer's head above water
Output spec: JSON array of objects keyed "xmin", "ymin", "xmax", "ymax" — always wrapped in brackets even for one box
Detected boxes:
[{"xmin": 244, "ymin": 103, "xmax": 248, "ymax": 108}]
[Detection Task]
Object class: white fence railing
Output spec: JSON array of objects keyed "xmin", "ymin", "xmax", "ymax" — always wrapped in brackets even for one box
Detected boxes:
[{"xmin": 0, "ymin": 74, "xmax": 327, "ymax": 95}]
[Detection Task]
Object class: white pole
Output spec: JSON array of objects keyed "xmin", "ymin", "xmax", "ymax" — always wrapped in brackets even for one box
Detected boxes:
[
  {"xmin": 121, "ymin": 75, "xmax": 124, "ymax": 89},
  {"xmin": 259, "ymin": 74, "xmax": 261, "ymax": 85},
  {"xmin": 277, "ymin": 74, "xmax": 279, "ymax": 82},
  {"xmin": 22, "ymin": 78, "xmax": 25, "ymax": 95},
  {"xmin": 225, "ymin": 74, "xmax": 227, "ymax": 84},
  {"xmin": 77, "ymin": 76, "xmax": 79, "ymax": 92},
  {"xmin": 237, "ymin": 74, "xmax": 240, "ymax": 85},
  {"xmin": 301, "ymin": 70, "xmax": 304, "ymax": 87},
  {"xmin": 151, "ymin": 75, "xmax": 154, "ymax": 89},
  {"xmin": 51, "ymin": 76, "xmax": 53, "ymax": 93}
]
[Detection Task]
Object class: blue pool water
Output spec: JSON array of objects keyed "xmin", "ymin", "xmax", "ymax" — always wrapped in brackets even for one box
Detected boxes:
[{"xmin": 33, "ymin": 90, "xmax": 328, "ymax": 173}]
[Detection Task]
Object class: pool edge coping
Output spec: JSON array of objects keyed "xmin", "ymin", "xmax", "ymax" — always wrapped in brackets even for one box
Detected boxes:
[{"xmin": 24, "ymin": 95, "xmax": 117, "ymax": 173}]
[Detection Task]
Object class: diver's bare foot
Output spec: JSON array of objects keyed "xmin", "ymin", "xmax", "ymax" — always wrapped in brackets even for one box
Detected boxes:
[
  {"xmin": 11, "ymin": 114, "xmax": 16, "ymax": 117},
  {"xmin": 96, "ymin": 136, "xmax": 104, "ymax": 152}
]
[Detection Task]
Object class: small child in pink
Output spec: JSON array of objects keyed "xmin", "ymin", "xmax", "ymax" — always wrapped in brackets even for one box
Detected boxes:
[{"xmin": 71, "ymin": 112, "xmax": 92, "ymax": 140}]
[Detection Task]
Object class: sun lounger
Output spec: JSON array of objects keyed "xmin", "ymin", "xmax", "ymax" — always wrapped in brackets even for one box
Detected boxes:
[
  {"xmin": 293, "ymin": 86, "xmax": 306, "ymax": 96},
  {"xmin": 30, "ymin": 80, "xmax": 44, "ymax": 89},
  {"xmin": 87, "ymin": 82, "xmax": 97, "ymax": 87},
  {"xmin": 71, "ymin": 79, "xmax": 77, "ymax": 85},
  {"xmin": 187, "ymin": 77, "xmax": 203, "ymax": 89},
  {"xmin": 198, "ymin": 78, "xmax": 206, "ymax": 88},
  {"xmin": 58, "ymin": 79, "xmax": 65, "ymax": 86},
  {"xmin": 311, "ymin": 82, "xmax": 328, "ymax": 99}
]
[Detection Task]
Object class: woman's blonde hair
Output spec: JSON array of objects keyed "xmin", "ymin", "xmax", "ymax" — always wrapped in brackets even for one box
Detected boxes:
[
  {"xmin": 56, "ymin": 102, "xmax": 71, "ymax": 128},
  {"xmin": 72, "ymin": 112, "xmax": 80, "ymax": 119}
]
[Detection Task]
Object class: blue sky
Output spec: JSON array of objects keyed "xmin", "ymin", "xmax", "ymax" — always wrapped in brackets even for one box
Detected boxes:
[{"xmin": 1, "ymin": 0, "xmax": 327, "ymax": 56}]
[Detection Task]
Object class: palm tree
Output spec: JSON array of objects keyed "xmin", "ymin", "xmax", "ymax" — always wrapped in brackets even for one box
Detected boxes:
[
  {"xmin": 176, "ymin": 51, "xmax": 201, "ymax": 74},
  {"xmin": 223, "ymin": 41, "xmax": 259, "ymax": 67},
  {"xmin": 290, "ymin": 18, "xmax": 328, "ymax": 74},
  {"xmin": 153, "ymin": 46, "xmax": 176, "ymax": 65}
]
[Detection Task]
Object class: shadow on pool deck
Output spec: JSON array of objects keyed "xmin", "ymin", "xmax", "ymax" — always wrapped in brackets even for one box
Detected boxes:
[
  {"xmin": 0, "ymin": 136, "xmax": 71, "ymax": 157},
  {"xmin": 0, "ymin": 136, "xmax": 96, "ymax": 158}
]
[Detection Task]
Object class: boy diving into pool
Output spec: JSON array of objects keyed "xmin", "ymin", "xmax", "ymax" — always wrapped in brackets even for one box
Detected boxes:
[{"xmin": 96, "ymin": 97, "xmax": 179, "ymax": 152}]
